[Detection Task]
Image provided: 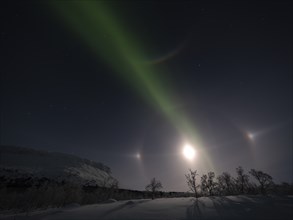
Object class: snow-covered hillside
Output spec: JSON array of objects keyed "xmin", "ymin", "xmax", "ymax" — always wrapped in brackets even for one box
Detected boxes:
[
  {"xmin": 0, "ymin": 145, "xmax": 117, "ymax": 187},
  {"xmin": 1, "ymin": 195, "xmax": 292, "ymax": 220}
]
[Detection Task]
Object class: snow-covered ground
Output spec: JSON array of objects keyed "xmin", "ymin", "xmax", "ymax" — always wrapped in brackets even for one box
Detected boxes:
[{"xmin": 1, "ymin": 195, "xmax": 292, "ymax": 220}]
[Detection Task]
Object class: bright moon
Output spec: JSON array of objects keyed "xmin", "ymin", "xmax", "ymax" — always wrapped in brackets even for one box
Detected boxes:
[{"xmin": 183, "ymin": 144, "xmax": 196, "ymax": 160}]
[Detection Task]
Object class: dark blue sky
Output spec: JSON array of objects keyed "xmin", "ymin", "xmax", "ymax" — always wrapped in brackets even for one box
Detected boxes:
[{"xmin": 1, "ymin": 0, "xmax": 292, "ymax": 191}]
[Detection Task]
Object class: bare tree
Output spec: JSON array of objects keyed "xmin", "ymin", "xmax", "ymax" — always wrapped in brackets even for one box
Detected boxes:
[
  {"xmin": 217, "ymin": 175, "xmax": 225, "ymax": 195},
  {"xmin": 185, "ymin": 169, "xmax": 199, "ymax": 198},
  {"xmin": 235, "ymin": 166, "xmax": 249, "ymax": 194},
  {"xmin": 217, "ymin": 172, "xmax": 234, "ymax": 195},
  {"xmin": 145, "ymin": 177, "xmax": 163, "ymax": 199},
  {"xmin": 200, "ymin": 174, "xmax": 208, "ymax": 196},
  {"xmin": 206, "ymin": 172, "xmax": 216, "ymax": 196},
  {"xmin": 249, "ymin": 169, "xmax": 274, "ymax": 195}
]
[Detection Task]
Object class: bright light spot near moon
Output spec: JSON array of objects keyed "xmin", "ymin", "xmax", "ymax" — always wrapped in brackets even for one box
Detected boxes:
[
  {"xmin": 136, "ymin": 153, "xmax": 141, "ymax": 159},
  {"xmin": 247, "ymin": 132, "xmax": 255, "ymax": 140},
  {"xmin": 183, "ymin": 144, "xmax": 196, "ymax": 160}
]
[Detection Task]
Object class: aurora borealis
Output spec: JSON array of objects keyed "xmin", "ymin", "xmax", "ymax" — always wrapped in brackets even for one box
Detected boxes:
[{"xmin": 1, "ymin": 0, "xmax": 292, "ymax": 190}]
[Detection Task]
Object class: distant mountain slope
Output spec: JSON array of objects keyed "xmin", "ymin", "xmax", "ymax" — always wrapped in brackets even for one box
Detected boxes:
[{"xmin": 0, "ymin": 145, "xmax": 117, "ymax": 187}]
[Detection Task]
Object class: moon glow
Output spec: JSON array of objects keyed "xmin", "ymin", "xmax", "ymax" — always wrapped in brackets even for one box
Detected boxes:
[{"xmin": 183, "ymin": 144, "xmax": 196, "ymax": 160}]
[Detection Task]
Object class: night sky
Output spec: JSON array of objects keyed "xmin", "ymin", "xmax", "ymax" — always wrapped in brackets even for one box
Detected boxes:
[{"xmin": 1, "ymin": 1, "xmax": 292, "ymax": 191}]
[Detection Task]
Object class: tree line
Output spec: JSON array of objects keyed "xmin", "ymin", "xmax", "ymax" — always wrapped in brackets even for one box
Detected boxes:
[
  {"xmin": 146, "ymin": 166, "xmax": 292, "ymax": 199},
  {"xmin": 185, "ymin": 166, "xmax": 274, "ymax": 197}
]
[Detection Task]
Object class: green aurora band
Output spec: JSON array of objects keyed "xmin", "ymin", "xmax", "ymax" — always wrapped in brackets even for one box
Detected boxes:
[{"xmin": 50, "ymin": 1, "xmax": 214, "ymax": 171}]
